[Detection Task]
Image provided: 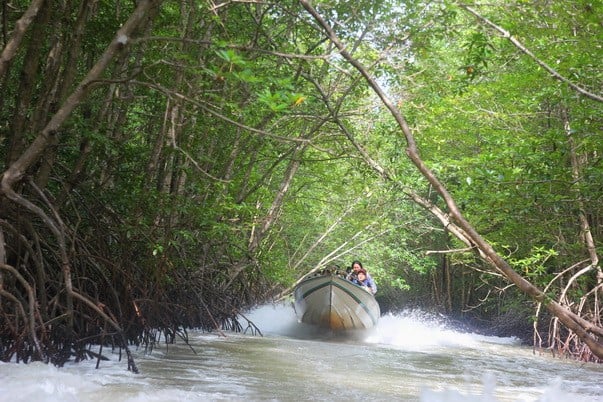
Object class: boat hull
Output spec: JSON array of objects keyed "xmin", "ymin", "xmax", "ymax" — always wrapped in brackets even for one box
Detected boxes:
[{"xmin": 293, "ymin": 273, "xmax": 380, "ymax": 330}]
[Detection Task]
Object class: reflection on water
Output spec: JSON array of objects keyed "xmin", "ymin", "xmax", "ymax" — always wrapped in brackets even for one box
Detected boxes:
[{"xmin": 0, "ymin": 304, "xmax": 602, "ymax": 401}]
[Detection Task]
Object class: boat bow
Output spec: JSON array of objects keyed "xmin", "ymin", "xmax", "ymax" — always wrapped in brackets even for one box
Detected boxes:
[{"xmin": 293, "ymin": 272, "xmax": 380, "ymax": 330}]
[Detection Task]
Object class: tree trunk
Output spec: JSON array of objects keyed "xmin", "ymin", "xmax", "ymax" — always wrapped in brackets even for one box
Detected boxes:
[
  {"xmin": 0, "ymin": 0, "xmax": 45, "ymax": 78},
  {"xmin": 35, "ymin": 1, "xmax": 97, "ymax": 189},
  {"xmin": 5, "ymin": 0, "xmax": 51, "ymax": 167}
]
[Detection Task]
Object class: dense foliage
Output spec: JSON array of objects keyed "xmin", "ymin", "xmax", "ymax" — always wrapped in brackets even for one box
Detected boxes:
[{"xmin": 0, "ymin": 0, "xmax": 601, "ymax": 368}]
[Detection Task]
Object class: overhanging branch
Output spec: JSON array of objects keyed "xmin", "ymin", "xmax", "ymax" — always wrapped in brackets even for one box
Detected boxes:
[{"xmin": 459, "ymin": 4, "xmax": 603, "ymax": 103}]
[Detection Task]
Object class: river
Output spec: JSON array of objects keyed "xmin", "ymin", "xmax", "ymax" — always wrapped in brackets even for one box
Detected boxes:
[{"xmin": 1, "ymin": 304, "xmax": 602, "ymax": 401}]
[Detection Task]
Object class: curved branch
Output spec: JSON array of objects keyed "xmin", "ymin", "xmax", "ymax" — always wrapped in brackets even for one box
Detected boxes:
[
  {"xmin": 459, "ymin": 4, "xmax": 603, "ymax": 103},
  {"xmin": 0, "ymin": 263, "xmax": 44, "ymax": 360}
]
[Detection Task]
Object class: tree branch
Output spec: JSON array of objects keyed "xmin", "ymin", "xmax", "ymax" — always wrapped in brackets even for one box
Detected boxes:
[
  {"xmin": 0, "ymin": 0, "xmax": 45, "ymax": 78},
  {"xmin": 459, "ymin": 4, "xmax": 603, "ymax": 103}
]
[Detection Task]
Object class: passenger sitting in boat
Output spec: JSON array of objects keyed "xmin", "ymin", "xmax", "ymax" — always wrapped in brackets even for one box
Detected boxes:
[
  {"xmin": 347, "ymin": 260, "xmax": 375, "ymax": 285},
  {"xmin": 352, "ymin": 268, "xmax": 377, "ymax": 295}
]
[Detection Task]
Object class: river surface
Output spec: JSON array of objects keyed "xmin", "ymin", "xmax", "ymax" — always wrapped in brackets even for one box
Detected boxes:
[{"xmin": 1, "ymin": 304, "xmax": 602, "ymax": 401}]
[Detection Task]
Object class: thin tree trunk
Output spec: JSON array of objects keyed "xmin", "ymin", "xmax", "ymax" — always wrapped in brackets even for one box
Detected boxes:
[
  {"xmin": 5, "ymin": 0, "xmax": 51, "ymax": 166},
  {"xmin": 562, "ymin": 108, "xmax": 601, "ymax": 277},
  {"xmin": 248, "ymin": 143, "xmax": 305, "ymax": 254},
  {"xmin": 36, "ymin": 0, "xmax": 97, "ymax": 189},
  {"xmin": 0, "ymin": 0, "xmax": 45, "ymax": 78}
]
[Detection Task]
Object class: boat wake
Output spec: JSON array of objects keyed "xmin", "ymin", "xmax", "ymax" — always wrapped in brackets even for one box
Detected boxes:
[
  {"xmin": 244, "ymin": 304, "xmax": 600, "ymax": 402},
  {"xmin": 246, "ymin": 303, "xmax": 521, "ymax": 349}
]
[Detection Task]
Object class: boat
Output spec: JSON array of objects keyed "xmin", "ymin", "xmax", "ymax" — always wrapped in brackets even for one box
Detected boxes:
[{"xmin": 293, "ymin": 269, "xmax": 380, "ymax": 330}]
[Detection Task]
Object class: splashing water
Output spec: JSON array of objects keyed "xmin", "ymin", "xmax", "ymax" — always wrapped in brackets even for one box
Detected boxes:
[
  {"xmin": 365, "ymin": 310, "xmax": 521, "ymax": 350},
  {"xmin": 247, "ymin": 303, "xmax": 520, "ymax": 349},
  {"xmin": 0, "ymin": 303, "xmax": 601, "ymax": 402}
]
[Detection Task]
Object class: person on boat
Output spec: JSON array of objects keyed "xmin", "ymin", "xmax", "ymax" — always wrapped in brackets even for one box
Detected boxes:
[
  {"xmin": 347, "ymin": 260, "xmax": 375, "ymax": 284},
  {"xmin": 351, "ymin": 268, "xmax": 377, "ymax": 295}
]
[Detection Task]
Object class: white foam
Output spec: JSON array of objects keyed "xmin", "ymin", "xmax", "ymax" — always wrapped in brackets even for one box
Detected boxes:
[
  {"xmin": 0, "ymin": 361, "xmax": 101, "ymax": 401},
  {"xmin": 366, "ymin": 310, "xmax": 521, "ymax": 351},
  {"xmin": 246, "ymin": 304, "xmax": 521, "ymax": 350}
]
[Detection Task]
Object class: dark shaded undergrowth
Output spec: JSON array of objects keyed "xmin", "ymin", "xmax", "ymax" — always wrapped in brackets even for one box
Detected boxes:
[{"xmin": 0, "ymin": 189, "xmax": 274, "ymax": 372}]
